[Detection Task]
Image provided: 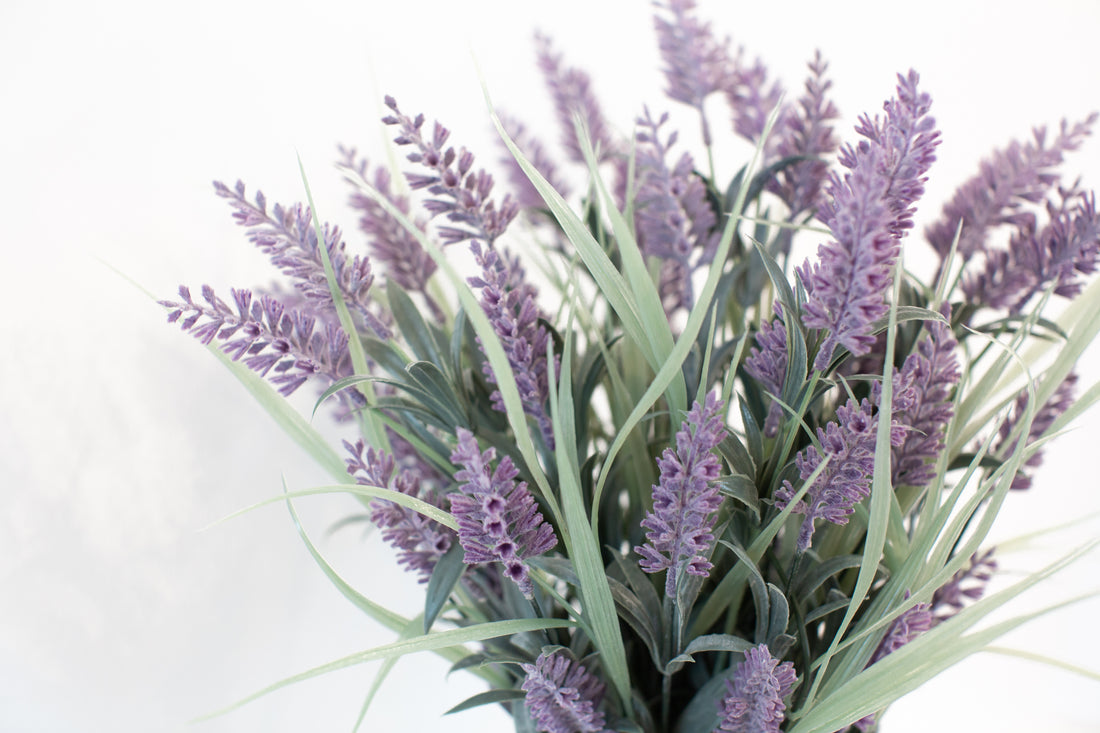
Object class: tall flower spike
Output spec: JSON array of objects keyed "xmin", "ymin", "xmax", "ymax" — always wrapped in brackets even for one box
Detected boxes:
[
  {"xmin": 161, "ymin": 286, "xmax": 354, "ymax": 399},
  {"xmin": 336, "ymin": 147, "xmax": 443, "ymax": 319},
  {"xmin": 799, "ymin": 71, "xmax": 939, "ymax": 371},
  {"xmin": 468, "ymin": 243, "xmax": 559, "ymax": 449},
  {"xmin": 382, "ymin": 96, "xmax": 518, "ymax": 247},
  {"xmin": 926, "ymin": 113, "xmax": 1097, "ymax": 260},
  {"xmin": 852, "ymin": 594, "xmax": 933, "ymax": 731},
  {"xmin": 776, "ymin": 398, "xmax": 906, "ymax": 552},
  {"xmin": 931, "ymin": 548, "xmax": 997, "ymax": 623},
  {"xmin": 633, "ymin": 107, "xmax": 718, "ymax": 312},
  {"xmin": 635, "ymin": 392, "xmax": 728, "ymax": 597},
  {"xmin": 766, "ymin": 51, "xmax": 840, "ymax": 223},
  {"xmin": 872, "ymin": 307, "xmax": 959, "ymax": 489},
  {"xmin": 535, "ymin": 32, "xmax": 620, "ymax": 164},
  {"xmin": 963, "ymin": 186, "xmax": 1100, "ymax": 311},
  {"xmin": 725, "ymin": 47, "xmax": 784, "ymax": 148},
  {"xmin": 653, "ymin": 0, "xmax": 731, "ymax": 146},
  {"xmin": 743, "ymin": 311, "xmax": 789, "ymax": 437},
  {"xmin": 212, "ymin": 180, "xmax": 390, "ymax": 339},
  {"xmin": 449, "ymin": 429, "xmax": 557, "ymax": 598},
  {"xmin": 344, "ymin": 439, "xmax": 454, "ymax": 583},
  {"xmin": 995, "ymin": 371, "xmax": 1077, "ymax": 490},
  {"xmin": 717, "ymin": 644, "xmax": 797, "ymax": 733},
  {"xmin": 521, "ymin": 650, "xmax": 607, "ymax": 733}
]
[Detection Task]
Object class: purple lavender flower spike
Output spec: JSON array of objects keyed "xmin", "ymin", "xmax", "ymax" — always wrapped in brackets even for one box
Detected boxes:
[
  {"xmin": 635, "ymin": 392, "xmax": 728, "ymax": 597},
  {"xmin": 653, "ymin": 0, "xmax": 730, "ymax": 146},
  {"xmin": 497, "ymin": 113, "xmax": 573, "ymax": 212},
  {"xmin": 161, "ymin": 286, "xmax": 355, "ymax": 399},
  {"xmin": 716, "ymin": 644, "xmax": 797, "ymax": 733},
  {"xmin": 344, "ymin": 439, "xmax": 454, "ymax": 583},
  {"xmin": 633, "ymin": 108, "xmax": 718, "ymax": 312},
  {"xmin": 336, "ymin": 147, "xmax": 443, "ymax": 319},
  {"xmin": 926, "ymin": 113, "xmax": 1097, "ymax": 260},
  {"xmin": 382, "ymin": 97, "xmax": 518, "ymax": 248},
  {"xmin": 963, "ymin": 187, "xmax": 1100, "ymax": 311},
  {"xmin": 468, "ymin": 243, "xmax": 559, "ymax": 449},
  {"xmin": 873, "ymin": 307, "xmax": 959, "ymax": 489},
  {"xmin": 725, "ymin": 48, "xmax": 784, "ymax": 148},
  {"xmin": 799, "ymin": 71, "xmax": 940, "ymax": 371},
  {"xmin": 449, "ymin": 429, "xmax": 557, "ymax": 598},
  {"xmin": 995, "ymin": 371, "xmax": 1077, "ymax": 490},
  {"xmin": 776, "ymin": 398, "xmax": 906, "ymax": 552},
  {"xmin": 744, "ymin": 313, "xmax": 789, "ymax": 437},
  {"xmin": 212, "ymin": 180, "xmax": 390, "ymax": 339},
  {"xmin": 931, "ymin": 548, "xmax": 997, "ymax": 623},
  {"xmin": 852, "ymin": 594, "xmax": 933, "ymax": 731},
  {"xmin": 521, "ymin": 650, "xmax": 607, "ymax": 733},
  {"xmin": 767, "ymin": 51, "xmax": 840, "ymax": 223},
  {"xmin": 535, "ymin": 32, "xmax": 620, "ymax": 164}
]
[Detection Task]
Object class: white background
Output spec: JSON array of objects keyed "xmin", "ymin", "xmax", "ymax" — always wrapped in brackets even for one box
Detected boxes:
[{"xmin": 3, "ymin": 0, "xmax": 1099, "ymax": 730}]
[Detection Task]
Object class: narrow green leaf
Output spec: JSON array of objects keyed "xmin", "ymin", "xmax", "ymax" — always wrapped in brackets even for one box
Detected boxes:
[
  {"xmin": 667, "ymin": 633, "xmax": 754, "ymax": 667},
  {"xmin": 424, "ymin": 542, "xmax": 465, "ymax": 633},
  {"xmin": 444, "ymin": 688, "xmax": 526, "ymax": 715},
  {"xmin": 388, "ymin": 282, "xmax": 446, "ymax": 366},
  {"xmin": 194, "ymin": 618, "xmax": 575, "ymax": 721}
]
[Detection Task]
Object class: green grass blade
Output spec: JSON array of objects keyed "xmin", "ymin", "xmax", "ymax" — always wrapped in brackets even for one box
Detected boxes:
[{"xmin": 194, "ymin": 617, "xmax": 576, "ymax": 721}]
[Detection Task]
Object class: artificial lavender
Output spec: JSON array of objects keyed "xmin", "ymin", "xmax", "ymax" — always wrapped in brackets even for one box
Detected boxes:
[
  {"xmin": 635, "ymin": 392, "xmax": 728, "ymax": 597},
  {"xmin": 383, "ymin": 96, "xmax": 517, "ymax": 247},
  {"xmin": 212, "ymin": 180, "xmax": 391, "ymax": 339},
  {"xmin": 777, "ymin": 398, "xmax": 905, "ymax": 552},
  {"xmin": 653, "ymin": 0, "xmax": 730, "ymax": 146},
  {"xmin": 497, "ymin": 112, "xmax": 573, "ymax": 213},
  {"xmin": 852, "ymin": 596, "xmax": 934, "ymax": 731},
  {"xmin": 716, "ymin": 644, "xmax": 797, "ymax": 733},
  {"xmin": 161, "ymin": 285, "xmax": 353, "ymax": 398},
  {"xmin": 336, "ymin": 147, "xmax": 442, "ymax": 318},
  {"xmin": 520, "ymin": 650, "xmax": 607, "ymax": 733},
  {"xmin": 799, "ymin": 71, "xmax": 940, "ymax": 371},
  {"xmin": 873, "ymin": 309, "xmax": 959, "ymax": 490},
  {"xmin": 963, "ymin": 186, "xmax": 1100, "ymax": 311},
  {"xmin": 995, "ymin": 371, "xmax": 1078, "ymax": 490},
  {"xmin": 725, "ymin": 46, "xmax": 784, "ymax": 149},
  {"xmin": 449, "ymin": 428, "xmax": 557, "ymax": 598},
  {"xmin": 931, "ymin": 548, "xmax": 997, "ymax": 624},
  {"xmin": 926, "ymin": 114, "xmax": 1097, "ymax": 261},
  {"xmin": 344, "ymin": 439, "xmax": 454, "ymax": 583},
  {"xmin": 743, "ymin": 312, "xmax": 789, "ymax": 437},
  {"xmin": 468, "ymin": 242, "xmax": 559, "ymax": 449},
  {"xmin": 535, "ymin": 32, "xmax": 620, "ymax": 165},
  {"xmin": 633, "ymin": 108, "xmax": 718, "ymax": 312}
]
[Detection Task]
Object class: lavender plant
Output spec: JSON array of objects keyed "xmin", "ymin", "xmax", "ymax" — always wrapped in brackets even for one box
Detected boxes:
[{"xmin": 163, "ymin": 2, "xmax": 1100, "ymax": 731}]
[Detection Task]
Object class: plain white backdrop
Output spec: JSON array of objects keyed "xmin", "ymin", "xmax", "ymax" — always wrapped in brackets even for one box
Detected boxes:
[{"xmin": 3, "ymin": 0, "xmax": 1099, "ymax": 730}]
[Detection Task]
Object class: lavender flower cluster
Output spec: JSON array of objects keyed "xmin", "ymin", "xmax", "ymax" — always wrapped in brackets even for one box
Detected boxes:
[{"xmin": 162, "ymin": 1, "xmax": 1099, "ymax": 731}]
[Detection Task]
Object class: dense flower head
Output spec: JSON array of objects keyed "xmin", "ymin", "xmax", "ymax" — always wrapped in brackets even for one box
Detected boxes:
[
  {"xmin": 212, "ymin": 180, "xmax": 391, "ymax": 339},
  {"xmin": 799, "ymin": 71, "xmax": 939, "ymax": 371},
  {"xmin": 344, "ymin": 439, "xmax": 454, "ymax": 583},
  {"xmin": 963, "ymin": 186, "xmax": 1100, "ymax": 311},
  {"xmin": 725, "ymin": 47, "xmax": 784, "ymax": 148},
  {"xmin": 161, "ymin": 285, "xmax": 354, "ymax": 399},
  {"xmin": 777, "ymin": 398, "xmax": 906, "ymax": 552},
  {"xmin": 717, "ymin": 644, "xmax": 797, "ymax": 733},
  {"xmin": 926, "ymin": 113, "xmax": 1098, "ymax": 260},
  {"xmin": 995, "ymin": 371, "xmax": 1077, "ymax": 490},
  {"xmin": 653, "ymin": 0, "xmax": 730, "ymax": 145},
  {"xmin": 766, "ymin": 51, "xmax": 840, "ymax": 224},
  {"xmin": 336, "ymin": 147, "xmax": 442, "ymax": 318},
  {"xmin": 636, "ymin": 392, "xmax": 728, "ymax": 597},
  {"xmin": 468, "ymin": 242, "xmax": 559, "ymax": 449},
  {"xmin": 382, "ymin": 96, "xmax": 518, "ymax": 247},
  {"xmin": 521, "ymin": 650, "xmax": 607, "ymax": 733},
  {"xmin": 449, "ymin": 429, "xmax": 557, "ymax": 598},
  {"xmin": 535, "ymin": 32, "xmax": 619, "ymax": 164},
  {"xmin": 743, "ymin": 311, "xmax": 789, "ymax": 437},
  {"xmin": 872, "ymin": 307, "xmax": 959, "ymax": 489},
  {"xmin": 633, "ymin": 107, "xmax": 718, "ymax": 312},
  {"xmin": 931, "ymin": 548, "xmax": 997, "ymax": 623}
]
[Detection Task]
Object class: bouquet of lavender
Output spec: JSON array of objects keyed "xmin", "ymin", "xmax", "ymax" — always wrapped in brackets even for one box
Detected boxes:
[{"xmin": 162, "ymin": 2, "xmax": 1100, "ymax": 731}]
